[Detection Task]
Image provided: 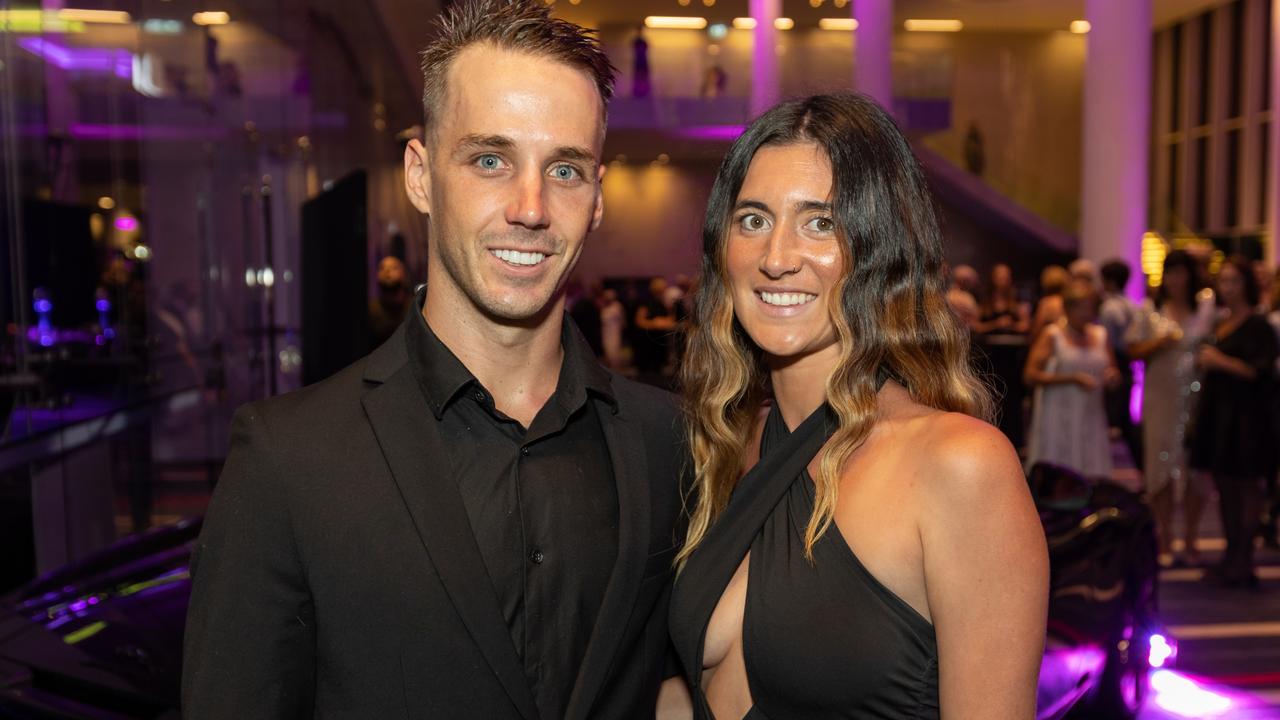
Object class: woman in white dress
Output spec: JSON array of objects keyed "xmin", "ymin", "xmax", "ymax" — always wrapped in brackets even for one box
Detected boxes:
[
  {"xmin": 600, "ymin": 288, "xmax": 627, "ymax": 370},
  {"xmin": 1126, "ymin": 250, "xmax": 1215, "ymax": 566},
  {"xmin": 1023, "ymin": 280, "xmax": 1119, "ymax": 478}
]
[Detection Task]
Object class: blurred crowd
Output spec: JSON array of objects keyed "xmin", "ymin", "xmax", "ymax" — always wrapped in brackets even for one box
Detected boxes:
[{"xmin": 947, "ymin": 253, "xmax": 1280, "ymax": 588}]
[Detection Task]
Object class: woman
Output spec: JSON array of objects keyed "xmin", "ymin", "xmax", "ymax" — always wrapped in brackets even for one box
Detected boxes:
[
  {"xmin": 977, "ymin": 263, "xmax": 1032, "ymax": 448},
  {"xmin": 1190, "ymin": 256, "xmax": 1279, "ymax": 587},
  {"xmin": 1029, "ymin": 265, "xmax": 1071, "ymax": 341},
  {"xmin": 1023, "ymin": 280, "xmax": 1119, "ymax": 479},
  {"xmin": 665, "ymin": 94, "xmax": 1048, "ymax": 719},
  {"xmin": 1125, "ymin": 250, "xmax": 1215, "ymax": 566}
]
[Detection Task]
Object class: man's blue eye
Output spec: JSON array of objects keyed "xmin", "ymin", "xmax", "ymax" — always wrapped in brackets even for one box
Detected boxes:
[
  {"xmin": 553, "ymin": 165, "xmax": 579, "ymax": 180},
  {"xmin": 477, "ymin": 155, "xmax": 501, "ymax": 170}
]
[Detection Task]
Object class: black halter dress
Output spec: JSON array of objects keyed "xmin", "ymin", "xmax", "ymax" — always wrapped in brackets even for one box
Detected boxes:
[{"xmin": 668, "ymin": 402, "xmax": 940, "ymax": 719}]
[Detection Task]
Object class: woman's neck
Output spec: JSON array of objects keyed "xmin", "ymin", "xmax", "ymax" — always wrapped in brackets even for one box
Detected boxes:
[{"xmin": 767, "ymin": 344, "xmax": 841, "ymax": 431}]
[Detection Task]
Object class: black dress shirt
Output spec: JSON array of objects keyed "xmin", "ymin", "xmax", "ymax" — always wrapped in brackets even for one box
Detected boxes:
[{"xmin": 405, "ymin": 300, "xmax": 619, "ymax": 720}]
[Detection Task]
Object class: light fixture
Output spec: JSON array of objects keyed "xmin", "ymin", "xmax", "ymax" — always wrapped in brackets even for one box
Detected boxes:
[
  {"xmin": 1070, "ymin": 20, "xmax": 1091, "ymax": 34},
  {"xmin": 192, "ymin": 11, "xmax": 230, "ymax": 26},
  {"xmin": 97, "ymin": 196, "xmax": 115, "ymax": 210},
  {"xmin": 774, "ymin": 17, "xmax": 794, "ymax": 30},
  {"xmin": 833, "ymin": 0, "xmax": 847, "ymax": 7},
  {"xmin": 656, "ymin": 153, "xmax": 670, "ymax": 164},
  {"xmin": 644, "ymin": 15, "xmax": 707, "ymax": 29},
  {"xmin": 809, "ymin": 0, "xmax": 823, "ymax": 6},
  {"xmin": 903, "ymin": 19, "xmax": 962, "ymax": 32},
  {"xmin": 732, "ymin": 17, "xmax": 756, "ymax": 29},
  {"xmin": 56, "ymin": 9, "xmax": 131, "ymax": 23},
  {"xmin": 141, "ymin": 18, "xmax": 184, "ymax": 33},
  {"xmin": 702, "ymin": 0, "xmax": 715, "ymax": 6},
  {"xmin": 0, "ymin": 10, "xmax": 86, "ymax": 33},
  {"xmin": 818, "ymin": 18, "xmax": 858, "ymax": 31},
  {"xmin": 707, "ymin": 22, "xmax": 728, "ymax": 39}
]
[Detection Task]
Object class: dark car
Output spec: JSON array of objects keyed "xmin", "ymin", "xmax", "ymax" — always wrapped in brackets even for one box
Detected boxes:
[{"xmin": 0, "ymin": 465, "xmax": 1160, "ymax": 719}]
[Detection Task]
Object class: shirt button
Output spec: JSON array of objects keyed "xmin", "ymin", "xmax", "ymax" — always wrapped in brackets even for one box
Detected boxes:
[
  {"xmin": 521, "ymin": 447, "xmax": 530, "ymax": 457},
  {"xmin": 473, "ymin": 390, "xmax": 486, "ymax": 402},
  {"xmin": 529, "ymin": 549, "xmax": 545, "ymax": 565}
]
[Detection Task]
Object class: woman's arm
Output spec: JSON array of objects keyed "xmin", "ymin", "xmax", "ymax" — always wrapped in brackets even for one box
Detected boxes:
[
  {"xmin": 1023, "ymin": 327, "xmax": 1091, "ymax": 389},
  {"xmin": 919, "ymin": 419, "xmax": 1049, "ymax": 719}
]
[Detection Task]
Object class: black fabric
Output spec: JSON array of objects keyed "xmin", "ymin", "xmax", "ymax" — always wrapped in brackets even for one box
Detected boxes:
[
  {"xmin": 1190, "ymin": 314, "xmax": 1279, "ymax": 477},
  {"xmin": 183, "ymin": 290, "xmax": 688, "ymax": 720},
  {"xmin": 669, "ymin": 399, "xmax": 939, "ymax": 720},
  {"xmin": 405, "ymin": 303, "xmax": 618, "ymax": 720}
]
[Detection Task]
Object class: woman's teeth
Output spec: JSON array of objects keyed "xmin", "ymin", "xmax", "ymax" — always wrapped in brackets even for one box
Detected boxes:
[
  {"xmin": 759, "ymin": 291, "xmax": 816, "ymax": 307},
  {"xmin": 491, "ymin": 249, "xmax": 546, "ymax": 266}
]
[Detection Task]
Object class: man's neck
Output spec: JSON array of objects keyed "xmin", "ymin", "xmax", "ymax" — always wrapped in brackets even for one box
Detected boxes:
[{"xmin": 423, "ymin": 282, "xmax": 565, "ymax": 428}]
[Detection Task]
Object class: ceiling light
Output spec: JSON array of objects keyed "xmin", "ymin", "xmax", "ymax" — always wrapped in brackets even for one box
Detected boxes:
[
  {"xmin": 818, "ymin": 18, "xmax": 858, "ymax": 31},
  {"xmin": 774, "ymin": 17, "xmax": 794, "ymax": 30},
  {"xmin": 56, "ymin": 9, "xmax": 131, "ymax": 23},
  {"xmin": 644, "ymin": 16, "xmax": 707, "ymax": 29},
  {"xmin": 1070, "ymin": 20, "xmax": 1091, "ymax": 34},
  {"xmin": 732, "ymin": 17, "xmax": 756, "ymax": 30},
  {"xmin": 903, "ymin": 19, "xmax": 962, "ymax": 32},
  {"xmin": 192, "ymin": 11, "xmax": 230, "ymax": 26}
]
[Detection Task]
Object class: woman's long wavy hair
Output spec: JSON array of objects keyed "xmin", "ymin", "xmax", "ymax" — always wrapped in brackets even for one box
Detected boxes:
[{"xmin": 677, "ymin": 93, "xmax": 993, "ymax": 565}]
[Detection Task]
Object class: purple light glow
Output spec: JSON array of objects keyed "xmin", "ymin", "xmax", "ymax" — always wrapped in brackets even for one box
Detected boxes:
[
  {"xmin": 17, "ymin": 38, "xmax": 132, "ymax": 78},
  {"xmin": 1149, "ymin": 633, "xmax": 1176, "ymax": 669},
  {"xmin": 70, "ymin": 122, "xmax": 229, "ymax": 142},
  {"xmin": 114, "ymin": 216, "xmax": 139, "ymax": 232},
  {"xmin": 96, "ymin": 299, "xmax": 111, "ymax": 312},
  {"xmin": 676, "ymin": 125, "xmax": 746, "ymax": 142},
  {"xmin": 1151, "ymin": 670, "xmax": 1234, "ymax": 717},
  {"xmin": 1130, "ymin": 360, "xmax": 1144, "ymax": 424}
]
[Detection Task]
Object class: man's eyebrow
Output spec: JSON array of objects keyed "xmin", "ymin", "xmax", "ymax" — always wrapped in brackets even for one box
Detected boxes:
[
  {"xmin": 454, "ymin": 134, "xmax": 515, "ymax": 153},
  {"xmin": 554, "ymin": 146, "xmax": 598, "ymax": 165}
]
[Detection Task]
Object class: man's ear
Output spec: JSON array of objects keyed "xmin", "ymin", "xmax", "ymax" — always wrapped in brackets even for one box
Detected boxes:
[
  {"xmin": 404, "ymin": 138, "xmax": 432, "ymax": 214},
  {"xmin": 590, "ymin": 163, "xmax": 606, "ymax": 231}
]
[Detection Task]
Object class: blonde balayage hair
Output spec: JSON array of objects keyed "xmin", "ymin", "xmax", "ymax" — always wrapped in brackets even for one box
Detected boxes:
[{"xmin": 678, "ymin": 93, "xmax": 993, "ymax": 565}]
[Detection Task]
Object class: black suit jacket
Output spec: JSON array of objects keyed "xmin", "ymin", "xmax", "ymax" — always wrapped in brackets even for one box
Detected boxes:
[{"xmin": 182, "ymin": 322, "xmax": 687, "ymax": 719}]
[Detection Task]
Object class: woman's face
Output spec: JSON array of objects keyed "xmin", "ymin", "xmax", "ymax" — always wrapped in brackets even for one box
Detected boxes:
[
  {"xmin": 1162, "ymin": 265, "xmax": 1188, "ymax": 300},
  {"xmin": 992, "ymin": 264, "xmax": 1012, "ymax": 289},
  {"xmin": 1217, "ymin": 264, "xmax": 1245, "ymax": 306},
  {"xmin": 725, "ymin": 142, "xmax": 846, "ymax": 363}
]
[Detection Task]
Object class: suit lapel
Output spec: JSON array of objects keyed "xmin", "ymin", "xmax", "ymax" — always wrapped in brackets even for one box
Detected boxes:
[
  {"xmin": 564, "ymin": 399, "xmax": 651, "ymax": 720},
  {"xmin": 361, "ymin": 366, "xmax": 539, "ymax": 720}
]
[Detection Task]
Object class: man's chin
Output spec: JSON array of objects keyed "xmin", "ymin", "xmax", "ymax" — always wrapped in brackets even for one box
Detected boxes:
[{"xmin": 472, "ymin": 289, "xmax": 559, "ymax": 326}]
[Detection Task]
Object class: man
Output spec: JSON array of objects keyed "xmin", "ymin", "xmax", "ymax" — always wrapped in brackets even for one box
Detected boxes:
[
  {"xmin": 1098, "ymin": 259, "xmax": 1142, "ymax": 471},
  {"xmin": 182, "ymin": 2, "xmax": 686, "ymax": 718},
  {"xmin": 945, "ymin": 263, "xmax": 980, "ymax": 330},
  {"xmin": 368, "ymin": 255, "xmax": 411, "ymax": 349}
]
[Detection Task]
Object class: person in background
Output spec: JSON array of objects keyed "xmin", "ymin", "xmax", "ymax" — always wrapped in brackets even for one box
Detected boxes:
[
  {"xmin": 600, "ymin": 287, "xmax": 627, "ymax": 371},
  {"xmin": 1030, "ymin": 264, "xmax": 1070, "ymax": 341},
  {"xmin": 634, "ymin": 276, "xmax": 677, "ymax": 377},
  {"xmin": 1024, "ymin": 280, "xmax": 1119, "ymax": 478},
  {"xmin": 1098, "ymin": 259, "xmax": 1143, "ymax": 471},
  {"xmin": 1263, "ymin": 263, "xmax": 1280, "ymax": 548},
  {"xmin": 1069, "ymin": 258, "xmax": 1098, "ymax": 287},
  {"xmin": 1126, "ymin": 250, "xmax": 1216, "ymax": 567},
  {"xmin": 978, "ymin": 263, "xmax": 1031, "ymax": 448},
  {"xmin": 368, "ymin": 255, "xmax": 411, "ymax": 350},
  {"xmin": 946, "ymin": 264, "xmax": 980, "ymax": 330},
  {"xmin": 1190, "ymin": 256, "xmax": 1279, "ymax": 588},
  {"xmin": 567, "ymin": 280, "xmax": 604, "ymax": 358}
]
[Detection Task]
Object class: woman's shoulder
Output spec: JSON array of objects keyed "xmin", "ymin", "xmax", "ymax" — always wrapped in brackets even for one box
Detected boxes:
[{"xmin": 875, "ymin": 404, "xmax": 1024, "ymax": 500}]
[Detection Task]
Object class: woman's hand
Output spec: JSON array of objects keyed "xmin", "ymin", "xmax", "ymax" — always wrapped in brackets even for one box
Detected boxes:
[
  {"xmin": 1196, "ymin": 344, "xmax": 1225, "ymax": 371},
  {"xmin": 1072, "ymin": 372, "xmax": 1099, "ymax": 391}
]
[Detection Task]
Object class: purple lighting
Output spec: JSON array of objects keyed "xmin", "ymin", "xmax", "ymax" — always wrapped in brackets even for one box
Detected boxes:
[
  {"xmin": 1149, "ymin": 633, "xmax": 1176, "ymax": 669},
  {"xmin": 17, "ymin": 38, "xmax": 132, "ymax": 78},
  {"xmin": 676, "ymin": 125, "xmax": 746, "ymax": 142},
  {"xmin": 114, "ymin": 215, "xmax": 139, "ymax": 232},
  {"xmin": 1150, "ymin": 670, "xmax": 1234, "ymax": 717}
]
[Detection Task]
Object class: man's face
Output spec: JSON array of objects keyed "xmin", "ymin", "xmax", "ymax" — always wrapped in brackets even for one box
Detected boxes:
[{"xmin": 404, "ymin": 45, "xmax": 606, "ymax": 323}]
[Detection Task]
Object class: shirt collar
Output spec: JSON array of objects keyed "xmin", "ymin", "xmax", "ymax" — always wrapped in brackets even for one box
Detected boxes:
[{"xmin": 404, "ymin": 286, "xmax": 617, "ymax": 420}]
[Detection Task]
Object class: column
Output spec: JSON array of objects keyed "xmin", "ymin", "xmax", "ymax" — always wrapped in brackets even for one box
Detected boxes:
[
  {"xmin": 1080, "ymin": 0, "xmax": 1152, "ymax": 298},
  {"xmin": 853, "ymin": 0, "xmax": 893, "ymax": 110},
  {"xmin": 749, "ymin": 0, "xmax": 780, "ymax": 117}
]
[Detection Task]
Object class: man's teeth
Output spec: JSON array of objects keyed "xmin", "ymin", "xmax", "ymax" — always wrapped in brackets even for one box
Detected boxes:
[
  {"xmin": 491, "ymin": 249, "xmax": 546, "ymax": 266},
  {"xmin": 760, "ymin": 291, "xmax": 816, "ymax": 307}
]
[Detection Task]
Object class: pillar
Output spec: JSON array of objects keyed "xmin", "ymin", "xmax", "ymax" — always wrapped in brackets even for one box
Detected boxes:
[
  {"xmin": 1080, "ymin": 0, "xmax": 1152, "ymax": 298},
  {"xmin": 749, "ymin": 0, "xmax": 780, "ymax": 117},
  {"xmin": 853, "ymin": 0, "xmax": 893, "ymax": 110}
]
